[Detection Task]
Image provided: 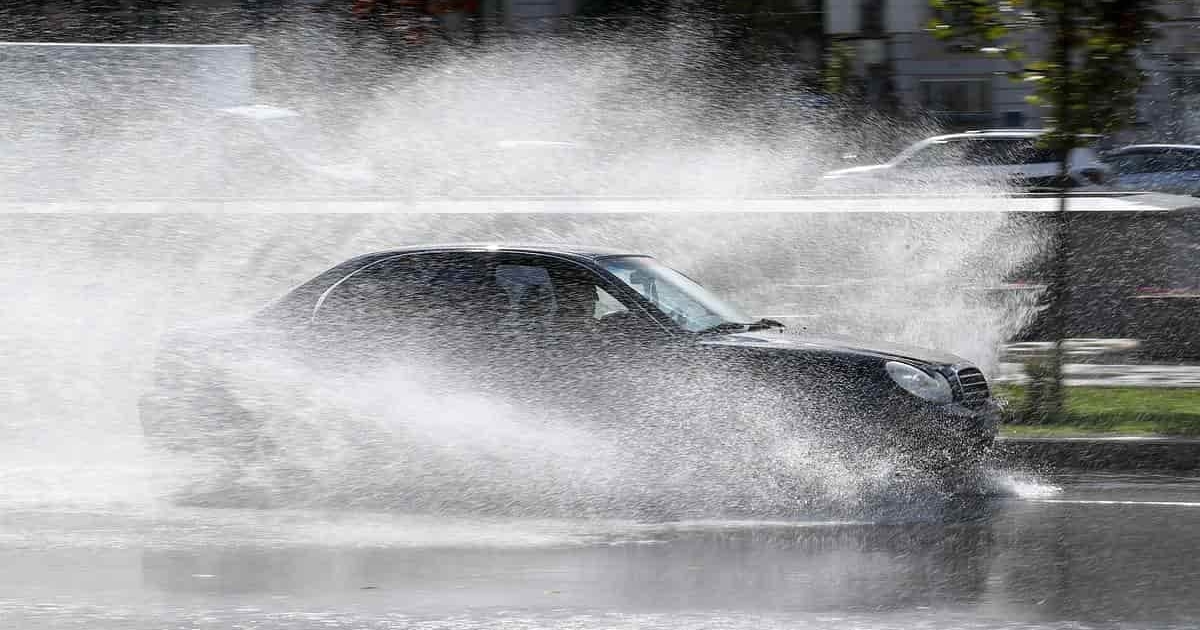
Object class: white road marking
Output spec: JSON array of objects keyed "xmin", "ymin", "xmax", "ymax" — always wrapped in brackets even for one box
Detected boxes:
[
  {"xmin": 0, "ymin": 193, "xmax": 1180, "ymax": 214},
  {"xmin": 1034, "ymin": 499, "xmax": 1200, "ymax": 508}
]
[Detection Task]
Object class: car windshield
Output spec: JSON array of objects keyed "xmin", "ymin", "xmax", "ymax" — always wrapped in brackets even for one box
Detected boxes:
[{"xmin": 599, "ymin": 256, "xmax": 753, "ymax": 332}]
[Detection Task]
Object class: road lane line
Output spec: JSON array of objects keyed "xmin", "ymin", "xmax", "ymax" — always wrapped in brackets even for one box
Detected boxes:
[{"xmin": 1034, "ymin": 499, "xmax": 1200, "ymax": 507}]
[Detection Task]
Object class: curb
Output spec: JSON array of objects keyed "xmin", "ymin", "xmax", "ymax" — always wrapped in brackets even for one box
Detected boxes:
[{"xmin": 996, "ymin": 436, "xmax": 1200, "ymax": 470}]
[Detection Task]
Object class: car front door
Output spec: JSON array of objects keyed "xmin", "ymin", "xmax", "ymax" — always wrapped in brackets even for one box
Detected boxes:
[
  {"xmin": 479, "ymin": 253, "xmax": 673, "ymax": 404},
  {"xmin": 312, "ymin": 250, "xmax": 671, "ymax": 403}
]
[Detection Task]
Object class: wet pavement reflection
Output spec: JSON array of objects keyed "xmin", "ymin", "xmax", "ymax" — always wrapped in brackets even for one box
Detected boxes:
[{"xmin": 2, "ymin": 473, "xmax": 1199, "ymax": 629}]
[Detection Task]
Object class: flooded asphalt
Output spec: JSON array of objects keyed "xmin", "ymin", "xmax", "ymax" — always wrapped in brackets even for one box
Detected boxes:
[{"xmin": 1, "ymin": 473, "xmax": 1199, "ymax": 630}]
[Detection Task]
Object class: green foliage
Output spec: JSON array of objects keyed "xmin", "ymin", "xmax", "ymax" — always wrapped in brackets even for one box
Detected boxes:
[
  {"xmin": 927, "ymin": 0, "xmax": 1160, "ymax": 144},
  {"xmin": 933, "ymin": 1, "xmax": 1160, "ymax": 429},
  {"xmin": 1016, "ymin": 358, "xmax": 1064, "ymax": 424},
  {"xmin": 997, "ymin": 385, "xmax": 1200, "ymax": 436},
  {"xmin": 823, "ymin": 41, "xmax": 855, "ymax": 95}
]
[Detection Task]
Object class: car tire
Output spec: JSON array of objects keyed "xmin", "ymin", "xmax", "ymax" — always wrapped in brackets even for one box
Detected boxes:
[
  {"xmin": 141, "ymin": 376, "xmax": 323, "ymax": 507},
  {"xmin": 140, "ymin": 377, "xmax": 272, "ymax": 460}
]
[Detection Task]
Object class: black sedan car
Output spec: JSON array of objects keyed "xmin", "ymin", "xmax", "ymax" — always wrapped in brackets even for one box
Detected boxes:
[{"xmin": 141, "ymin": 243, "xmax": 1000, "ymax": 494}]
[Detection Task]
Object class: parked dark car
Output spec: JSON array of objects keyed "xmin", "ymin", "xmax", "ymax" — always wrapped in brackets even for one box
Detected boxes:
[
  {"xmin": 141, "ymin": 244, "xmax": 1001, "ymax": 494},
  {"xmin": 1105, "ymin": 144, "xmax": 1200, "ymax": 196}
]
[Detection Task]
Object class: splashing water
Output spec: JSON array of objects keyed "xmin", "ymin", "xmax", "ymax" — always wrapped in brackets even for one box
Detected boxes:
[
  {"xmin": 0, "ymin": 211, "xmax": 1046, "ymax": 518},
  {"xmin": 981, "ymin": 470, "xmax": 1064, "ymax": 500},
  {"xmin": 173, "ymin": 347, "xmax": 946, "ymax": 518},
  {"xmin": 0, "ymin": 26, "xmax": 1053, "ymax": 518}
]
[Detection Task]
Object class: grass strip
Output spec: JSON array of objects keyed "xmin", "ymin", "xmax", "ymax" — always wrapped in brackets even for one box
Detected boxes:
[{"xmin": 996, "ymin": 385, "xmax": 1200, "ymax": 437}]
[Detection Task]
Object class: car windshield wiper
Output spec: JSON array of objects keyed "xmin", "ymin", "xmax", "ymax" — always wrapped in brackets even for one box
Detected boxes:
[
  {"xmin": 697, "ymin": 318, "xmax": 785, "ymax": 335},
  {"xmin": 696, "ymin": 321, "xmax": 751, "ymax": 334},
  {"xmin": 748, "ymin": 318, "xmax": 786, "ymax": 331}
]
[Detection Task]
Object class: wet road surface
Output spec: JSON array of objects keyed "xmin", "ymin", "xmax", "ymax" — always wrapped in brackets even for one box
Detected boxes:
[{"xmin": 2, "ymin": 473, "xmax": 1199, "ymax": 629}]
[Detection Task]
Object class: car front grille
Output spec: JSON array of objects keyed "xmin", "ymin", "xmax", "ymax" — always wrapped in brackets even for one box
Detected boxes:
[{"xmin": 953, "ymin": 366, "xmax": 991, "ymax": 406}]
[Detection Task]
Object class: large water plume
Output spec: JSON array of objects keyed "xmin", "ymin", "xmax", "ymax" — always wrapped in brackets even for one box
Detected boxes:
[
  {"xmin": 0, "ymin": 22, "xmax": 1048, "ymax": 517},
  {"xmin": 0, "ymin": 211, "xmax": 1042, "ymax": 515},
  {"xmin": 2, "ymin": 19, "xmax": 937, "ymax": 200}
]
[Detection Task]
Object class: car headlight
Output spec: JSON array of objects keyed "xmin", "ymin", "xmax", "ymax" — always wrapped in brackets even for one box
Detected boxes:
[{"xmin": 885, "ymin": 361, "xmax": 953, "ymax": 404}]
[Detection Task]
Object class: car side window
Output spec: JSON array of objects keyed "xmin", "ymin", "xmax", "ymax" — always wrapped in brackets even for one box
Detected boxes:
[
  {"xmin": 1137, "ymin": 151, "xmax": 1170, "ymax": 173},
  {"xmin": 996, "ymin": 140, "xmax": 1058, "ymax": 165},
  {"xmin": 314, "ymin": 257, "xmax": 420, "ymax": 329},
  {"xmin": 1111, "ymin": 150, "xmax": 1168, "ymax": 174},
  {"xmin": 594, "ymin": 286, "xmax": 628, "ymax": 319},
  {"xmin": 1165, "ymin": 150, "xmax": 1200, "ymax": 172},
  {"xmin": 313, "ymin": 253, "xmax": 642, "ymax": 344},
  {"xmin": 962, "ymin": 139, "xmax": 1010, "ymax": 165},
  {"xmin": 314, "ymin": 254, "xmax": 488, "ymax": 330},
  {"xmin": 495, "ymin": 264, "xmax": 557, "ymax": 324},
  {"xmin": 957, "ymin": 139, "xmax": 1058, "ymax": 166},
  {"xmin": 903, "ymin": 140, "xmax": 965, "ymax": 168},
  {"xmin": 491, "ymin": 256, "xmax": 633, "ymax": 332}
]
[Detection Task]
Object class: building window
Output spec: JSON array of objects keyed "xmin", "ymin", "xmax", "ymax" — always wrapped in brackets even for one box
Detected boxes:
[
  {"xmin": 859, "ymin": 0, "xmax": 884, "ymax": 36},
  {"xmin": 919, "ymin": 79, "xmax": 992, "ymax": 124}
]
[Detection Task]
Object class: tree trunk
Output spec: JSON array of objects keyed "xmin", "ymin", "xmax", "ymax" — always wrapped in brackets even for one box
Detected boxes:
[{"xmin": 1040, "ymin": 4, "xmax": 1075, "ymax": 423}]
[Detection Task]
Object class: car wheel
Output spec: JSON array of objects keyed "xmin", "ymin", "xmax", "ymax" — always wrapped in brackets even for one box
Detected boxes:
[
  {"xmin": 141, "ymin": 376, "xmax": 284, "ymax": 469},
  {"xmin": 141, "ymin": 378, "xmax": 320, "ymax": 507}
]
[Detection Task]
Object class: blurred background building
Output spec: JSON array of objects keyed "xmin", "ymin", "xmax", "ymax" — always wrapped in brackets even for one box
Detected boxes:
[
  {"xmin": 826, "ymin": 0, "xmax": 1200, "ymax": 140},
  {"xmin": 4, "ymin": 2, "xmax": 1194, "ymax": 138}
]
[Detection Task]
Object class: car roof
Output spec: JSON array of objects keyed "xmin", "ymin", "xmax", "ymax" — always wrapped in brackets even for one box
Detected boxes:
[
  {"xmin": 354, "ymin": 242, "xmax": 641, "ymax": 261},
  {"xmin": 925, "ymin": 129, "xmax": 1104, "ymax": 141},
  {"xmin": 1112, "ymin": 144, "xmax": 1200, "ymax": 152},
  {"xmin": 257, "ymin": 243, "xmax": 644, "ymax": 325},
  {"xmin": 933, "ymin": 130, "xmax": 1046, "ymax": 140},
  {"xmin": 217, "ymin": 104, "xmax": 301, "ymax": 121},
  {"xmin": 494, "ymin": 140, "xmax": 588, "ymax": 149}
]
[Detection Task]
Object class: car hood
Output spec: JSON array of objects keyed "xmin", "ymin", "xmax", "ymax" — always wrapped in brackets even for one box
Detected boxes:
[
  {"xmin": 822, "ymin": 163, "xmax": 893, "ymax": 178},
  {"xmin": 701, "ymin": 330, "xmax": 967, "ymax": 366}
]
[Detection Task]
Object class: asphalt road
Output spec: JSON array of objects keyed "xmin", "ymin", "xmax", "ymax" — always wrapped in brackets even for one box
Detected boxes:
[{"xmin": 2, "ymin": 473, "xmax": 1199, "ymax": 630}]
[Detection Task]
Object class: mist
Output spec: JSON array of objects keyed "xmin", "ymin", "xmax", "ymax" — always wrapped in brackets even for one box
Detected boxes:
[{"xmin": 0, "ymin": 22, "xmax": 1046, "ymax": 516}]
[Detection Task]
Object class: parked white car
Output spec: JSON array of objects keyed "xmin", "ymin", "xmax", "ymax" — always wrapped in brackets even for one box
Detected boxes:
[
  {"xmin": 816, "ymin": 129, "xmax": 1109, "ymax": 193},
  {"xmin": 1105, "ymin": 144, "xmax": 1200, "ymax": 196}
]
